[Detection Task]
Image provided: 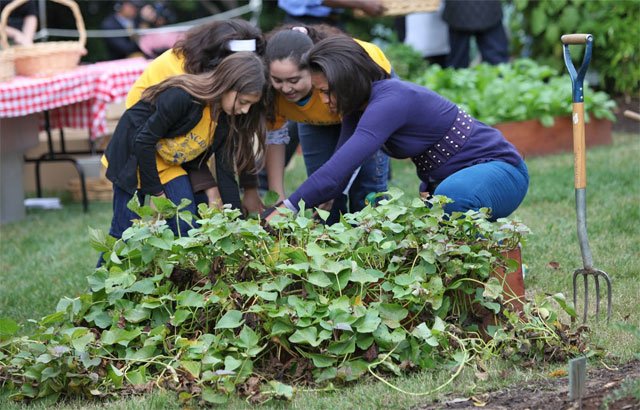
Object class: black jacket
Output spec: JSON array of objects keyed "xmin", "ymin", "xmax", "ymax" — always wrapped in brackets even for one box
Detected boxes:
[{"xmin": 104, "ymin": 87, "xmax": 242, "ymax": 208}]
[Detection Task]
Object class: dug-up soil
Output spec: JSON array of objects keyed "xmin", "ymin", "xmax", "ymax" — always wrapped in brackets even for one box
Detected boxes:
[{"xmin": 415, "ymin": 360, "xmax": 639, "ymax": 410}]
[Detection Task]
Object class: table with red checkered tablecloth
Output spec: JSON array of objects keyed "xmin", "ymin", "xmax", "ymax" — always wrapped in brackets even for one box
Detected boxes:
[
  {"xmin": 0, "ymin": 57, "xmax": 148, "ymax": 139},
  {"xmin": 0, "ymin": 58, "xmax": 148, "ymax": 223}
]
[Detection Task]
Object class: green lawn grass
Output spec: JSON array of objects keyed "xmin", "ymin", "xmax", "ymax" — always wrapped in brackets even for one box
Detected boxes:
[{"xmin": 1, "ymin": 132, "xmax": 638, "ymax": 409}]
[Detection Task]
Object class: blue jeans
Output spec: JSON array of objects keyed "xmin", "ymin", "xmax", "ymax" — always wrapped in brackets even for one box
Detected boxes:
[
  {"xmin": 98, "ymin": 175, "xmax": 204, "ymax": 267},
  {"xmin": 108, "ymin": 175, "xmax": 202, "ymax": 240},
  {"xmin": 427, "ymin": 159, "xmax": 529, "ymax": 221},
  {"xmin": 297, "ymin": 122, "xmax": 389, "ymax": 221}
]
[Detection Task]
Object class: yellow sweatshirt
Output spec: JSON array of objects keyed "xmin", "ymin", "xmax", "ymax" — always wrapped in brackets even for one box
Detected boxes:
[{"xmin": 124, "ymin": 49, "xmax": 217, "ymax": 185}]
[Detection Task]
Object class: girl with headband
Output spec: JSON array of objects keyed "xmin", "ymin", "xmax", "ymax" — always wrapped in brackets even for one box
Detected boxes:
[{"xmin": 264, "ymin": 24, "xmax": 391, "ymax": 223}]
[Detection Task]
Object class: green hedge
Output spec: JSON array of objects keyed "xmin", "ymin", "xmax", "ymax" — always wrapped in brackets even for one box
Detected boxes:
[
  {"xmin": 411, "ymin": 59, "xmax": 616, "ymax": 126},
  {"xmin": 509, "ymin": 0, "xmax": 640, "ymax": 96}
]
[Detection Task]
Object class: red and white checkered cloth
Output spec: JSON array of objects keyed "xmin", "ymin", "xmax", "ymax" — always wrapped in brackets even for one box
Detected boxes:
[{"xmin": 0, "ymin": 58, "xmax": 148, "ymax": 139}]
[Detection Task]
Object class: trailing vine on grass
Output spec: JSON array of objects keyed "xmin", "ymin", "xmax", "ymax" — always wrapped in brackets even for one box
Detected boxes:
[{"xmin": 0, "ymin": 189, "xmax": 588, "ymax": 405}]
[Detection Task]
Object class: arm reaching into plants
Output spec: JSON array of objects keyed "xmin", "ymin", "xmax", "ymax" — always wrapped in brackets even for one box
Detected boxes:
[
  {"xmin": 324, "ymin": 0, "xmax": 386, "ymax": 16},
  {"xmin": 265, "ymin": 143, "xmax": 287, "ymax": 201},
  {"xmin": 242, "ymin": 187, "xmax": 264, "ymax": 215},
  {"xmin": 205, "ymin": 186, "xmax": 223, "ymax": 209},
  {"xmin": 284, "ymin": 36, "xmax": 528, "ymax": 221}
]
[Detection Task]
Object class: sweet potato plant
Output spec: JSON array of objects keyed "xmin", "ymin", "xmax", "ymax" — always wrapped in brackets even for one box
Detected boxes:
[{"xmin": 0, "ymin": 189, "xmax": 587, "ymax": 405}]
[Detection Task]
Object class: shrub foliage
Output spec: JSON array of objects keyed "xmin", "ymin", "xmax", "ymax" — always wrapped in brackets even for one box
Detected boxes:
[{"xmin": 509, "ymin": 0, "xmax": 640, "ymax": 96}]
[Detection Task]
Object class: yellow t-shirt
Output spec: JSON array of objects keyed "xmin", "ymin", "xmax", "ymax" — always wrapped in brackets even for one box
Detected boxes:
[
  {"xmin": 270, "ymin": 39, "xmax": 393, "ymax": 131},
  {"xmin": 156, "ymin": 105, "xmax": 215, "ymax": 165},
  {"xmin": 124, "ymin": 49, "xmax": 217, "ymax": 186},
  {"xmin": 271, "ymin": 89, "xmax": 340, "ymax": 130},
  {"xmin": 101, "ymin": 104, "xmax": 215, "ymax": 189},
  {"xmin": 354, "ymin": 39, "xmax": 392, "ymax": 74},
  {"xmin": 126, "ymin": 49, "xmax": 186, "ymax": 108}
]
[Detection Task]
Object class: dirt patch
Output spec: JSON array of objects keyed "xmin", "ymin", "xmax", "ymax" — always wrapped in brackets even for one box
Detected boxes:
[{"xmin": 415, "ymin": 360, "xmax": 639, "ymax": 410}]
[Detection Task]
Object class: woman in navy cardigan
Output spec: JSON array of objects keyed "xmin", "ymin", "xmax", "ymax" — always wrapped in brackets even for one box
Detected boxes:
[{"xmin": 267, "ymin": 36, "xmax": 528, "ymax": 222}]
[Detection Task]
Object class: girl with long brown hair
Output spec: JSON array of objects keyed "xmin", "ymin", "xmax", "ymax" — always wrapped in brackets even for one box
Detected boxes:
[
  {"xmin": 103, "ymin": 52, "xmax": 267, "ymax": 245},
  {"xmin": 126, "ymin": 18, "xmax": 266, "ymax": 214}
]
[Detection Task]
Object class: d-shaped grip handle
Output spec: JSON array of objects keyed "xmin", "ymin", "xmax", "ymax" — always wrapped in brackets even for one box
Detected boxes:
[{"xmin": 561, "ymin": 34, "xmax": 591, "ymax": 45}]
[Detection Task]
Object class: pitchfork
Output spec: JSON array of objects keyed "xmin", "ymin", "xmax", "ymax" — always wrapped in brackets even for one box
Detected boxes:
[{"xmin": 561, "ymin": 33, "xmax": 612, "ymax": 323}]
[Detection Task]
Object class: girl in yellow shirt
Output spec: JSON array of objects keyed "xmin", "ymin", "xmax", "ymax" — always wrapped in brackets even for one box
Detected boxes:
[{"xmin": 264, "ymin": 25, "xmax": 391, "ymax": 223}]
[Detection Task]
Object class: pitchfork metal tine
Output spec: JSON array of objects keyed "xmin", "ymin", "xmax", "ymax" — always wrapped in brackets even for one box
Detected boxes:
[
  {"xmin": 583, "ymin": 273, "xmax": 589, "ymax": 323},
  {"xmin": 572, "ymin": 268, "xmax": 612, "ymax": 323},
  {"xmin": 597, "ymin": 269, "xmax": 612, "ymax": 320},
  {"xmin": 594, "ymin": 274, "xmax": 600, "ymax": 317}
]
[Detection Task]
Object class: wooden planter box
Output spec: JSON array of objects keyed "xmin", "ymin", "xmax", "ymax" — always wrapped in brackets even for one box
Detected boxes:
[
  {"xmin": 452, "ymin": 246, "xmax": 525, "ymax": 339},
  {"xmin": 494, "ymin": 117, "xmax": 612, "ymax": 157},
  {"xmin": 68, "ymin": 177, "xmax": 112, "ymax": 202}
]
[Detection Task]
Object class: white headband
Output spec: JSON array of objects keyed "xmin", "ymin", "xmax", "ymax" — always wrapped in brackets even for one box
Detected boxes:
[
  {"xmin": 228, "ymin": 39, "xmax": 257, "ymax": 52},
  {"xmin": 291, "ymin": 26, "xmax": 309, "ymax": 35}
]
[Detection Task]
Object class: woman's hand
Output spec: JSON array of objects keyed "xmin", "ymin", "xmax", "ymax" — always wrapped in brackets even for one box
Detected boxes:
[
  {"xmin": 262, "ymin": 206, "xmax": 287, "ymax": 224},
  {"xmin": 5, "ymin": 26, "xmax": 31, "ymax": 45},
  {"xmin": 260, "ymin": 199, "xmax": 290, "ymax": 223},
  {"xmin": 317, "ymin": 199, "xmax": 334, "ymax": 211},
  {"xmin": 205, "ymin": 187, "xmax": 223, "ymax": 209},
  {"xmin": 242, "ymin": 188, "xmax": 264, "ymax": 215}
]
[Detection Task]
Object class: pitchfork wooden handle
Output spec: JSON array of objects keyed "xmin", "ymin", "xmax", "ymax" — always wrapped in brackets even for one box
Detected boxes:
[
  {"xmin": 572, "ymin": 103, "xmax": 586, "ymax": 189},
  {"xmin": 623, "ymin": 110, "xmax": 640, "ymax": 122},
  {"xmin": 561, "ymin": 34, "xmax": 591, "ymax": 45}
]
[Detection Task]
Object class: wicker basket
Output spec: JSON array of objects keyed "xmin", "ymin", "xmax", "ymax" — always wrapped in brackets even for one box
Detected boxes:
[
  {"xmin": 0, "ymin": 47, "xmax": 14, "ymax": 81},
  {"xmin": 68, "ymin": 176, "xmax": 113, "ymax": 202},
  {"xmin": 0, "ymin": 0, "xmax": 86, "ymax": 77},
  {"xmin": 355, "ymin": 0, "xmax": 441, "ymax": 17}
]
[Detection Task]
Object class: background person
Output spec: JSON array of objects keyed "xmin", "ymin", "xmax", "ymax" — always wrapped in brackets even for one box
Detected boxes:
[
  {"xmin": 402, "ymin": 4, "xmax": 450, "ymax": 67},
  {"xmin": 442, "ymin": 0, "xmax": 509, "ymax": 68},
  {"xmin": 278, "ymin": 0, "xmax": 386, "ymax": 28},
  {"xmin": 0, "ymin": 0, "xmax": 37, "ymax": 45},
  {"xmin": 100, "ymin": 0, "xmax": 144, "ymax": 60},
  {"xmin": 266, "ymin": 36, "xmax": 528, "ymax": 222},
  {"xmin": 136, "ymin": 1, "xmax": 179, "ymax": 58}
]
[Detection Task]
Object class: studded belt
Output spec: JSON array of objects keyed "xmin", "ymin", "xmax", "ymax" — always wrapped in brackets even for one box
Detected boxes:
[{"xmin": 411, "ymin": 107, "xmax": 474, "ymax": 175}]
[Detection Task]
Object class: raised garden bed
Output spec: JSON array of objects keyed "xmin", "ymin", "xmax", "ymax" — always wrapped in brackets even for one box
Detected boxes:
[
  {"xmin": 412, "ymin": 59, "xmax": 617, "ymax": 156},
  {"xmin": 495, "ymin": 116, "xmax": 612, "ymax": 157}
]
